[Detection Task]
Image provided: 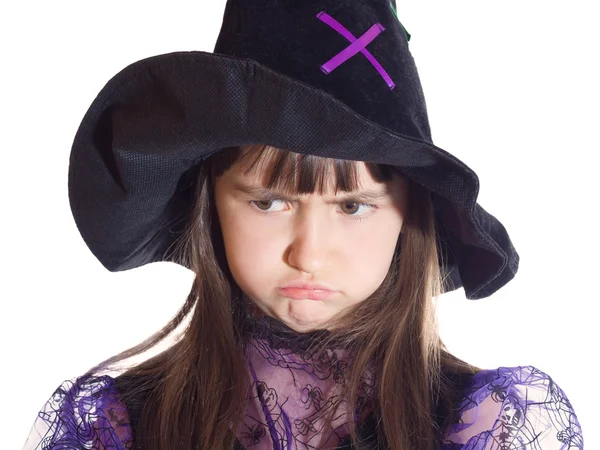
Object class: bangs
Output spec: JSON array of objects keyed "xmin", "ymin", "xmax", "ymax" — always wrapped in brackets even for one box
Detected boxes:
[{"xmin": 210, "ymin": 144, "xmax": 397, "ymax": 195}]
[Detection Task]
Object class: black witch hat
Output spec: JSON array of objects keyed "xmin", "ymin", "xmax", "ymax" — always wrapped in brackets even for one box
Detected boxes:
[{"xmin": 68, "ymin": 0, "xmax": 519, "ymax": 299}]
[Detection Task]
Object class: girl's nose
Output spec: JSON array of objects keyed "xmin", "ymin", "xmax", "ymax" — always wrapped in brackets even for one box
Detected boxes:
[{"xmin": 286, "ymin": 211, "xmax": 332, "ymax": 275}]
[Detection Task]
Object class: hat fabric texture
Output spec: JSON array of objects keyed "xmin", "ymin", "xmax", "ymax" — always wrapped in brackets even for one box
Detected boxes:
[{"xmin": 67, "ymin": 0, "xmax": 519, "ymax": 300}]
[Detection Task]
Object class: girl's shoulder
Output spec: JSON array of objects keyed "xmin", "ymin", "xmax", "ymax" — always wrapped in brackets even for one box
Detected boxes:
[
  {"xmin": 22, "ymin": 374, "xmax": 133, "ymax": 450},
  {"xmin": 337, "ymin": 365, "xmax": 583, "ymax": 449},
  {"xmin": 441, "ymin": 365, "xmax": 584, "ymax": 449}
]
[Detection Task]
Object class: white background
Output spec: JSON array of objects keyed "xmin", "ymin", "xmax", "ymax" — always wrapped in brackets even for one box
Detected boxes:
[{"xmin": 2, "ymin": 0, "xmax": 597, "ymax": 448}]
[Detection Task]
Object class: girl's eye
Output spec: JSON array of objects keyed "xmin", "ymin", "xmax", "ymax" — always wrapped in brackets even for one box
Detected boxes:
[
  {"xmin": 248, "ymin": 199, "xmax": 378, "ymax": 221},
  {"xmin": 251, "ymin": 199, "xmax": 287, "ymax": 212},
  {"xmin": 340, "ymin": 202, "xmax": 369, "ymax": 216}
]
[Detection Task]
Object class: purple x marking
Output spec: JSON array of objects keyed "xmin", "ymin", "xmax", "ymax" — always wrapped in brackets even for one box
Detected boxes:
[{"xmin": 317, "ymin": 11, "xmax": 395, "ymax": 90}]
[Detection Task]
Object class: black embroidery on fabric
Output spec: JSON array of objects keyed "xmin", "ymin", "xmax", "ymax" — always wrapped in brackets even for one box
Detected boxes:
[
  {"xmin": 441, "ymin": 365, "xmax": 584, "ymax": 449},
  {"xmin": 238, "ymin": 422, "xmax": 267, "ymax": 447},
  {"xmin": 243, "ymin": 337, "xmax": 376, "ymax": 448},
  {"xmin": 26, "ymin": 366, "xmax": 584, "ymax": 450}
]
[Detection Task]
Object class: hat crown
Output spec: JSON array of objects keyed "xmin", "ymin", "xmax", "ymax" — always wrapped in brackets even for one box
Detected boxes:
[{"xmin": 214, "ymin": 0, "xmax": 432, "ymax": 142}]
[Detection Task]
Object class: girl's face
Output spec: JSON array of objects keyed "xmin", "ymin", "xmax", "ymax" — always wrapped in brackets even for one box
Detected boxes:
[{"xmin": 213, "ymin": 156, "xmax": 407, "ymax": 332}]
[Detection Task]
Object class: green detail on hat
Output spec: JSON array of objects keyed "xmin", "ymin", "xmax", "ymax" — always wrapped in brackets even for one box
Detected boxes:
[{"xmin": 389, "ymin": 1, "xmax": 411, "ymax": 42}]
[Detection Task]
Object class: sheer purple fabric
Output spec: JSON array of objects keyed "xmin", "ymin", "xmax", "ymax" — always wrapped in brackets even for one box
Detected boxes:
[
  {"xmin": 22, "ymin": 297, "xmax": 584, "ymax": 449},
  {"xmin": 235, "ymin": 337, "xmax": 375, "ymax": 448},
  {"xmin": 441, "ymin": 365, "xmax": 584, "ymax": 449},
  {"xmin": 23, "ymin": 362, "xmax": 583, "ymax": 449}
]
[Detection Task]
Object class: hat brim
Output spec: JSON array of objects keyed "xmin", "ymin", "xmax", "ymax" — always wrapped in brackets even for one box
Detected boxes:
[{"xmin": 68, "ymin": 50, "xmax": 518, "ymax": 299}]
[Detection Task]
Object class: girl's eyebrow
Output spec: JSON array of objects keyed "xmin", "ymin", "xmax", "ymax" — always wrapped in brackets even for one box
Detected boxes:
[{"xmin": 232, "ymin": 182, "xmax": 391, "ymax": 203}]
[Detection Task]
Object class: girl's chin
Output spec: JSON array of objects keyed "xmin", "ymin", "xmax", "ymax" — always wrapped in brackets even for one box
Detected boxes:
[
  {"xmin": 281, "ymin": 310, "xmax": 332, "ymax": 332},
  {"xmin": 281, "ymin": 320, "xmax": 327, "ymax": 333},
  {"xmin": 248, "ymin": 297, "xmax": 334, "ymax": 331}
]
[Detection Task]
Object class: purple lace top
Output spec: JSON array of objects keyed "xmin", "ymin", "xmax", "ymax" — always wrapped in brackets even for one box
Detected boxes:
[
  {"xmin": 22, "ymin": 365, "xmax": 584, "ymax": 449},
  {"xmin": 22, "ymin": 307, "xmax": 584, "ymax": 449}
]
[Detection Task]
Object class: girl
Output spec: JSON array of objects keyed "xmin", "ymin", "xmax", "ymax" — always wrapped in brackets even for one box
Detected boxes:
[{"xmin": 22, "ymin": 0, "xmax": 583, "ymax": 449}]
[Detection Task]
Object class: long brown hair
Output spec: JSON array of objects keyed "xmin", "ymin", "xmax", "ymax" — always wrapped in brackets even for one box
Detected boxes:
[{"xmin": 84, "ymin": 144, "xmax": 483, "ymax": 450}]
